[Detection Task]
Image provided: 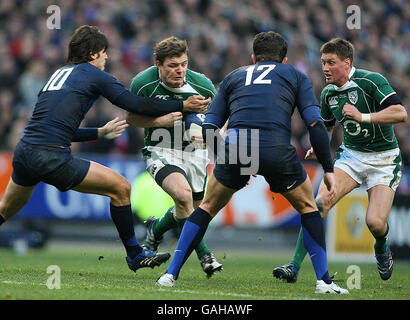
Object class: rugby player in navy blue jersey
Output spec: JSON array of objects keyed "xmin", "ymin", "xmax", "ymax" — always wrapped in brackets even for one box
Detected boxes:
[
  {"xmin": 156, "ymin": 31, "xmax": 348, "ymax": 294},
  {"xmin": 0, "ymin": 25, "xmax": 209, "ymax": 272}
]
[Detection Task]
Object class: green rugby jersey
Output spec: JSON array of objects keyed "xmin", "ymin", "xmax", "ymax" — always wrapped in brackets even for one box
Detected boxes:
[
  {"xmin": 130, "ymin": 66, "xmax": 216, "ymax": 152},
  {"xmin": 320, "ymin": 67, "xmax": 398, "ymax": 152}
]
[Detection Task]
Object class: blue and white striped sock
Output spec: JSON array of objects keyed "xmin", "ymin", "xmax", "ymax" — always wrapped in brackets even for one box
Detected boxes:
[
  {"xmin": 301, "ymin": 211, "xmax": 332, "ymax": 284},
  {"xmin": 167, "ymin": 207, "xmax": 212, "ymax": 279}
]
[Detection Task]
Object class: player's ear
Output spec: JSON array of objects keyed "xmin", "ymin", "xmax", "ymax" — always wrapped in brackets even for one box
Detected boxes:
[
  {"xmin": 343, "ymin": 58, "xmax": 352, "ymax": 73},
  {"xmin": 89, "ymin": 51, "xmax": 100, "ymax": 61},
  {"xmin": 251, "ymin": 54, "xmax": 256, "ymax": 64},
  {"xmin": 282, "ymin": 57, "xmax": 288, "ymax": 64},
  {"xmin": 155, "ymin": 60, "xmax": 161, "ymax": 68}
]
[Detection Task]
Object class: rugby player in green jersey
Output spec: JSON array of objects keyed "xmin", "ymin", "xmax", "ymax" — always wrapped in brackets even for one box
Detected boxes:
[
  {"xmin": 126, "ymin": 37, "xmax": 223, "ymax": 277},
  {"xmin": 274, "ymin": 38, "xmax": 407, "ymax": 282}
]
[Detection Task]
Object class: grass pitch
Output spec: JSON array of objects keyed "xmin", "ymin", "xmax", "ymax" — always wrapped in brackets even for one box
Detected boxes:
[{"xmin": 0, "ymin": 244, "xmax": 409, "ymax": 300}]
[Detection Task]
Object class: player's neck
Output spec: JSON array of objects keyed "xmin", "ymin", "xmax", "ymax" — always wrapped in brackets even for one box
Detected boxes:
[
  {"xmin": 335, "ymin": 76, "xmax": 349, "ymax": 88},
  {"xmin": 335, "ymin": 66, "xmax": 355, "ymax": 88},
  {"xmin": 88, "ymin": 60, "xmax": 103, "ymax": 71}
]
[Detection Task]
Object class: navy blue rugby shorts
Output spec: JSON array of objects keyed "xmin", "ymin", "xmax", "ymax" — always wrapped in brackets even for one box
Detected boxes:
[
  {"xmin": 11, "ymin": 140, "xmax": 90, "ymax": 192},
  {"xmin": 213, "ymin": 144, "xmax": 307, "ymax": 193}
]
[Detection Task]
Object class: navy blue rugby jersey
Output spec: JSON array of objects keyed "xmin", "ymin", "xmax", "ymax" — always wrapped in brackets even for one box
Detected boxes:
[
  {"xmin": 204, "ymin": 60, "xmax": 321, "ymax": 147},
  {"xmin": 22, "ymin": 63, "xmax": 182, "ymax": 147}
]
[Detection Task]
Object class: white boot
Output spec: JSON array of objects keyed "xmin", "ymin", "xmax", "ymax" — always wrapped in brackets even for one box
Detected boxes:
[
  {"xmin": 315, "ymin": 280, "xmax": 349, "ymax": 294},
  {"xmin": 156, "ymin": 273, "xmax": 176, "ymax": 287}
]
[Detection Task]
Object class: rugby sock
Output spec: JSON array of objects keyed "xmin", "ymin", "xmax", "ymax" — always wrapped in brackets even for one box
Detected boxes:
[
  {"xmin": 300, "ymin": 211, "xmax": 332, "ymax": 284},
  {"xmin": 0, "ymin": 214, "xmax": 5, "ymax": 226},
  {"xmin": 152, "ymin": 206, "xmax": 178, "ymax": 238},
  {"xmin": 289, "ymin": 199, "xmax": 325, "ymax": 269},
  {"xmin": 374, "ymin": 224, "xmax": 389, "ymax": 254},
  {"xmin": 175, "ymin": 216, "xmax": 211, "ymax": 259},
  {"xmin": 289, "ymin": 228, "xmax": 308, "ymax": 270},
  {"xmin": 110, "ymin": 204, "xmax": 142, "ymax": 259},
  {"xmin": 167, "ymin": 207, "xmax": 212, "ymax": 279}
]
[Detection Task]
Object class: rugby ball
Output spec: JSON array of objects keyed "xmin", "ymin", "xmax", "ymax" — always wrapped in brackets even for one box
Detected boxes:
[{"xmin": 183, "ymin": 113, "xmax": 205, "ymax": 141}]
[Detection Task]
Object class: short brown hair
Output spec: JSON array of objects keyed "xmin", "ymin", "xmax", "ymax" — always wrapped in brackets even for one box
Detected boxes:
[
  {"xmin": 154, "ymin": 37, "xmax": 188, "ymax": 64},
  {"xmin": 320, "ymin": 38, "xmax": 354, "ymax": 65},
  {"xmin": 67, "ymin": 25, "xmax": 108, "ymax": 64},
  {"xmin": 253, "ymin": 31, "xmax": 287, "ymax": 63}
]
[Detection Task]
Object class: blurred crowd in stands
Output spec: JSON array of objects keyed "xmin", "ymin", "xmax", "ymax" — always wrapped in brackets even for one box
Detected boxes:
[{"xmin": 0, "ymin": 0, "xmax": 409, "ymax": 190}]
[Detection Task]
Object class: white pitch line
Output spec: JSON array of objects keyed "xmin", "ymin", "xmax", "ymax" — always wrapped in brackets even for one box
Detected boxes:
[
  {"xmin": 159, "ymin": 288, "xmax": 253, "ymax": 298},
  {"xmin": 157, "ymin": 288, "xmax": 308, "ymax": 300},
  {"xmin": 2, "ymin": 280, "xmax": 32, "ymax": 285},
  {"xmin": 1, "ymin": 280, "xmax": 318, "ymax": 300}
]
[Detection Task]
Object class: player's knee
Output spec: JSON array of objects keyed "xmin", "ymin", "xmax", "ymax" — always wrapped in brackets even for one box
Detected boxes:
[
  {"xmin": 366, "ymin": 215, "xmax": 386, "ymax": 235},
  {"xmin": 111, "ymin": 179, "xmax": 131, "ymax": 204},
  {"xmin": 173, "ymin": 187, "xmax": 193, "ymax": 208}
]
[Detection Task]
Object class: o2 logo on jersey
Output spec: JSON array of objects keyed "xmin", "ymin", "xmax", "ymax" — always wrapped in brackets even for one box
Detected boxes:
[
  {"xmin": 244, "ymin": 64, "xmax": 276, "ymax": 86},
  {"xmin": 343, "ymin": 120, "xmax": 370, "ymax": 137},
  {"xmin": 42, "ymin": 67, "xmax": 74, "ymax": 92}
]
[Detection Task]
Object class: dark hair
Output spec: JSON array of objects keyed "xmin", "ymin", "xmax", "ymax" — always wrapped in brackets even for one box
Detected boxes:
[
  {"xmin": 67, "ymin": 25, "xmax": 109, "ymax": 64},
  {"xmin": 154, "ymin": 36, "xmax": 188, "ymax": 64},
  {"xmin": 320, "ymin": 38, "xmax": 354, "ymax": 65},
  {"xmin": 253, "ymin": 31, "xmax": 287, "ymax": 63}
]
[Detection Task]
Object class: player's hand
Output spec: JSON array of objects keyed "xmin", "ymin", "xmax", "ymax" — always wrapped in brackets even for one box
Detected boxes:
[
  {"xmin": 323, "ymin": 172, "xmax": 336, "ymax": 201},
  {"xmin": 342, "ymin": 103, "xmax": 361, "ymax": 122},
  {"xmin": 99, "ymin": 117, "xmax": 129, "ymax": 139},
  {"xmin": 304, "ymin": 147, "xmax": 317, "ymax": 160},
  {"xmin": 156, "ymin": 112, "xmax": 183, "ymax": 127},
  {"xmin": 183, "ymin": 95, "xmax": 211, "ymax": 113}
]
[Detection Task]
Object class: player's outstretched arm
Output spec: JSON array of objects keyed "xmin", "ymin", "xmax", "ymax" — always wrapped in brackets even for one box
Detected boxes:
[
  {"xmin": 98, "ymin": 117, "xmax": 129, "ymax": 139},
  {"xmin": 97, "ymin": 71, "xmax": 187, "ymax": 117},
  {"xmin": 126, "ymin": 112, "xmax": 182, "ymax": 128},
  {"xmin": 111, "ymin": 90, "xmax": 209, "ymax": 117},
  {"xmin": 307, "ymin": 120, "xmax": 334, "ymax": 173},
  {"xmin": 72, "ymin": 117, "xmax": 128, "ymax": 142},
  {"xmin": 305, "ymin": 126, "xmax": 334, "ymax": 160},
  {"xmin": 307, "ymin": 121, "xmax": 337, "ymax": 199}
]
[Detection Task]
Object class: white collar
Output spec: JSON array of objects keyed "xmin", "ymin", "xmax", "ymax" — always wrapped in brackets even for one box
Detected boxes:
[{"xmin": 334, "ymin": 66, "xmax": 356, "ymax": 91}]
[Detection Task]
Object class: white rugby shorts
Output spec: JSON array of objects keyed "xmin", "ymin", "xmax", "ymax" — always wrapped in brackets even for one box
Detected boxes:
[
  {"xmin": 334, "ymin": 144, "xmax": 402, "ymax": 191},
  {"xmin": 143, "ymin": 146, "xmax": 209, "ymax": 193}
]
